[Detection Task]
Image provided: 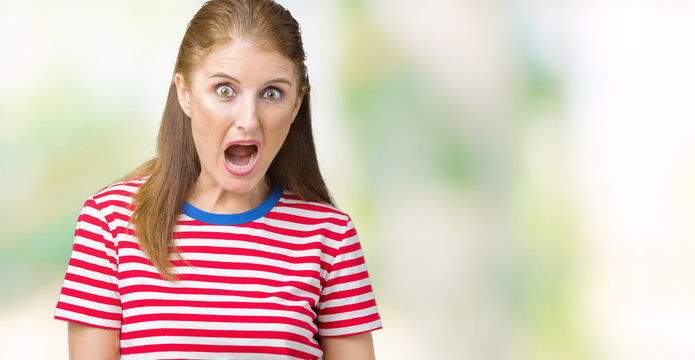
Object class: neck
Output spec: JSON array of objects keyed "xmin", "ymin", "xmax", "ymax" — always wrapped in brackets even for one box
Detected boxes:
[{"xmin": 186, "ymin": 176, "xmax": 271, "ymax": 214}]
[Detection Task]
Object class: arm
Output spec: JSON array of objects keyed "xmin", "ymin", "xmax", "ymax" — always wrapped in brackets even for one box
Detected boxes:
[
  {"xmin": 321, "ymin": 332, "xmax": 376, "ymax": 360},
  {"xmin": 68, "ymin": 322, "xmax": 120, "ymax": 360}
]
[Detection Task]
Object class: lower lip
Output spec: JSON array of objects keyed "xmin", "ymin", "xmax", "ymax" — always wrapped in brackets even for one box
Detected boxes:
[{"xmin": 222, "ymin": 142, "xmax": 260, "ymax": 176}]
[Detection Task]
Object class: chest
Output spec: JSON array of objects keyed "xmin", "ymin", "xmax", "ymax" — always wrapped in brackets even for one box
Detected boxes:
[{"xmin": 113, "ymin": 223, "xmax": 326, "ymax": 344}]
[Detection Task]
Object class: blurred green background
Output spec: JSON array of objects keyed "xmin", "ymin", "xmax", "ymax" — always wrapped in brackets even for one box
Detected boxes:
[{"xmin": 2, "ymin": 0, "xmax": 695, "ymax": 359}]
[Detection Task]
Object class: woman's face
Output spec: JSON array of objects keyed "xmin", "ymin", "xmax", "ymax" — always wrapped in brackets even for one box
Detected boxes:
[{"xmin": 175, "ymin": 40, "xmax": 303, "ymax": 202}]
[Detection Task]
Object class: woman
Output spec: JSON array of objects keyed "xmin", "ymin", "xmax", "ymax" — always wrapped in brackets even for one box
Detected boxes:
[{"xmin": 54, "ymin": 1, "xmax": 382, "ymax": 359}]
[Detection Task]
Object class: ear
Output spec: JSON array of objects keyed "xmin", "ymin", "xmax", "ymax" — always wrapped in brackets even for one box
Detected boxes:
[
  {"xmin": 291, "ymin": 86, "xmax": 307, "ymax": 123},
  {"xmin": 174, "ymin": 73, "xmax": 192, "ymax": 117}
]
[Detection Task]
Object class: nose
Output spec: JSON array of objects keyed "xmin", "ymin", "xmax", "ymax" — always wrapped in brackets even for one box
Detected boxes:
[{"xmin": 235, "ymin": 95, "xmax": 260, "ymax": 133}]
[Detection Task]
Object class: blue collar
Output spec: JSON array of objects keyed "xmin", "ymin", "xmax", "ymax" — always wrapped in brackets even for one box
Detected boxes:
[{"xmin": 180, "ymin": 185, "xmax": 283, "ymax": 225}]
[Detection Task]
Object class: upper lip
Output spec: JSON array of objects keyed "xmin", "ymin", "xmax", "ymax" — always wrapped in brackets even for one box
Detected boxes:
[{"xmin": 224, "ymin": 139, "xmax": 261, "ymax": 149}]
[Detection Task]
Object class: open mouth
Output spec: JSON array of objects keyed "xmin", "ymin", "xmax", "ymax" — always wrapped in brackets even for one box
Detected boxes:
[{"xmin": 223, "ymin": 142, "xmax": 259, "ymax": 175}]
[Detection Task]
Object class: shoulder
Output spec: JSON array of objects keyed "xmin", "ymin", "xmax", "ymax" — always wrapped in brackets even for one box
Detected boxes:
[
  {"xmin": 274, "ymin": 190, "xmax": 352, "ymax": 225},
  {"xmin": 266, "ymin": 190, "xmax": 359, "ymax": 242},
  {"xmin": 87, "ymin": 176, "xmax": 147, "ymax": 210}
]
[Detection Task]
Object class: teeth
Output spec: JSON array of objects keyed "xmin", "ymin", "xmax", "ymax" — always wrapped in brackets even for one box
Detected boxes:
[{"xmin": 225, "ymin": 151, "xmax": 256, "ymax": 169}]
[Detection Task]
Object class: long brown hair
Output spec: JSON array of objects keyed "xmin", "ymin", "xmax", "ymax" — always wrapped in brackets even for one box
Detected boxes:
[{"xmin": 129, "ymin": 0, "xmax": 332, "ymax": 280}]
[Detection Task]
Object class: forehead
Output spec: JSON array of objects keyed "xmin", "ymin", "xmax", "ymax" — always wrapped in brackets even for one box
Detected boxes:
[{"xmin": 194, "ymin": 40, "xmax": 297, "ymax": 83}]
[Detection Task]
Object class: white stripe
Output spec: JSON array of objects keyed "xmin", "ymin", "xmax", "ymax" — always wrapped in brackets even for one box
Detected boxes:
[
  {"xmin": 117, "ymin": 255, "xmax": 323, "ymax": 280},
  {"xmin": 171, "ymin": 237, "xmax": 330, "ymax": 261},
  {"xmin": 272, "ymin": 204, "xmax": 347, "ymax": 222},
  {"xmin": 322, "ymin": 276, "xmax": 372, "ymax": 297},
  {"xmin": 121, "ymin": 320, "xmax": 315, "ymax": 338},
  {"xmin": 119, "ymin": 277, "xmax": 318, "ymax": 299},
  {"xmin": 323, "ymin": 265, "xmax": 369, "ymax": 284},
  {"xmin": 319, "ymin": 292, "xmax": 376, "ymax": 310},
  {"xmin": 174, "ymin": 224, "xmax": 340, "ymax": 247},
  {"xmin": 69, "ymin": 251, "xmax": 116, "ymax": 272},
  {"xmin": 75, "ymin": 221, "xmax": 113, "ymax": 244},
  {"xmin": 277, "ymin": 197, "xmax": 346, "ymax": 215},
  {"xmin": 262, "ymin": 217, "xmax": 345, "ymax": 234},
  {"xmin": 334, "ymin": 249, "xmax": 366, "ymax": 263},
  {"xmin": 118, "ymin": 245, "xmax": 147, "ymax": 258},
  {"xmin": 123, "ymin": 305, "xmax": 315, "ymax": 325},
  {"xmin": 96, "ymin": 192, "xmax": 134, "ymax": 205},
  {"xmin": 175, "ymin": 252, "xmax": 322, "ymax": 271},
  {"xmin": 318, "ymin": 305, "xmax": 379, "ymax": 323},
  {"xmin": 58, "ymin": 294, "xmax": 121, "ymax": 314},
  {"xmin": 121, "ymin": 291, "xmax": 317, "ymax": 308},
  {"xmin": 61, "ymin": 279, "xmax": 118, "ymax": 299}
]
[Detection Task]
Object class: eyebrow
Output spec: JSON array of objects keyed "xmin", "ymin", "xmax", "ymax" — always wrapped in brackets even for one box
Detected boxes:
[{"xmin": 210, "ymin": 73, "xmax": 293, "ymax": 87}]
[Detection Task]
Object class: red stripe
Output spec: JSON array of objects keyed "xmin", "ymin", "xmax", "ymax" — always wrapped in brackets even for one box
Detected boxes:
[
  {"xmin": 120, "ymin": 285, "xmax": 318, "ymax": 307},
  {"xmin": 119, "ymin": 269, "xmax": 320, "ymax": 295},
  {"xmin": 56, "ymin": 302, "xmax": 122, "ymax": 321},
  {"xmin": 116, "ymin": 226, "xmax": 136, "ymax": 237},
  {"xmin": 71, "ymin": 242, "xmax": 116, "ymax": 263},
  {"xmin": 105, "ymin": 211, "xmax": 131, "ymax": 225},
  {"xmin": 175, "ymin": 218, "xmax": 344, "ymax": 241},
  {"xmin": 123, "ymin": 313, "xmax": 315, "ymax": 333},
  {"xmin": 264, "ymin": 211, "xmax": 344, "ymax": 226},
  {"xmin": 122, "ymin": 298, "xmax": 315, "ymax": 320},
  {"xmin": 320, "ymin": 284, "xmax": 374, "ymax": 302},
  {"xmin": 318, "ymin": 312, "xmax": 381, "ymax": 329},
  {"xmin": 119, "ymin": 254, "xmax": 321, "ymax": 281},
  {"xmin": 121, "ymin": 328, "xmax": 320, "ymax": 350},
  {"xmin": 60, "ymin": 287, "xmax": 121, "ymax": 307},
  {"xmin": 100, "ymin": 199, "xmax": 132, "ymax": 210},
  {"xmin": 241, "ymin": 221, "xmax": 343, "ymax": 241},
  {"xmin": 329, "ymin": 256, "xmax": 365, "ymax": 273},
  {"xmin": 275, "ymin": 198, "xmax": 344, "ymax": 217},
  {"xmin": 174, "ymin": 245, "xmax": 321, "ymax": 265},
  {"xmin": 174, "ymin": 231, "xmax": 327, "ymax": 251},
  {"xmin": 121, "ymin": 343, "xmax": 316, "ymax": 358},
  {"xmin": 324, "ymin": 271, "xmax": 369, "ymax": 289},
  {"xmin": 93, "ymin": 189, "xmax": 136, "ymax": 200},
  {"xmin": 64, "ymin": 272, "xmax": 118, "ymax": 292},
  {"xmin": 344, "ymin": 226, "xmax": 357, "ymax": 238},
  {"xmin": 172, "ymin": 259, "xmax": 320, "ymax": 281},
  {"xmin": 74, "ymin": 228, "xmax": 116, "ymax": 254},
  {"xmin": 318, "ymin": 298, "xmax": 377, "ymax": 316},
  {"xmin": 338, "ymin": 239, "xmax": 362, "ymax": 254},
  {"xmin": 77, "ymin": 212, "xmax": 111, "ymax": 236},
  {"xmin": 92, "ymin": 185, "xmax": 139, "ymax": 201},
  {"xmin": 68, "ymin": 256, "xmax": 116, "ymax": 277}
]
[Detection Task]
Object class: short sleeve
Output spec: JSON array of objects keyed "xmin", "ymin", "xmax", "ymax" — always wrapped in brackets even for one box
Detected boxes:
[
  {"xmin": 54, "ymin": 197, "xmax": 122, "ymax": 329},
  {"xmin": 316, "ymin": 218, "xmax": 382, "ymax": 337}
]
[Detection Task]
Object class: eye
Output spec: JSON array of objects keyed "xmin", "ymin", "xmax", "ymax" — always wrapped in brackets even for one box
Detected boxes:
[
  {"xmin": 262, "ymin": 88, "xmax": 283, "ymax": 101},
  {"xmin": 215, "ymin": 84, "xmax": 236, "ymax": 98}
]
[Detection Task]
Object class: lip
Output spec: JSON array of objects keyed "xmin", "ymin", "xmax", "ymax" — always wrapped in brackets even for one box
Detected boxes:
[{"xmin": 222, "ymin": 139, "xmax": 261, "ymax": 176}]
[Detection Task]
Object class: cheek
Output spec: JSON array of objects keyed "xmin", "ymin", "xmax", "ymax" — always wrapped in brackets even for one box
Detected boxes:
[
  {"xmin": 262, "ymin": 109, "xmax": 295, "ymax": 145},
  {"xmin": 264, "ymin": 102, "xmax": 297, "ymax": 128},
  {"xmin": 190, "ymin": 99, "xmax": 227, "ymax": 156}
]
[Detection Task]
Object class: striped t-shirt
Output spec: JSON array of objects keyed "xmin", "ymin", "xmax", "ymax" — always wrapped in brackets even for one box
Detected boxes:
[{"xmin": 55, "ymin": 178, "xmax": 382, "ymax": 359}]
